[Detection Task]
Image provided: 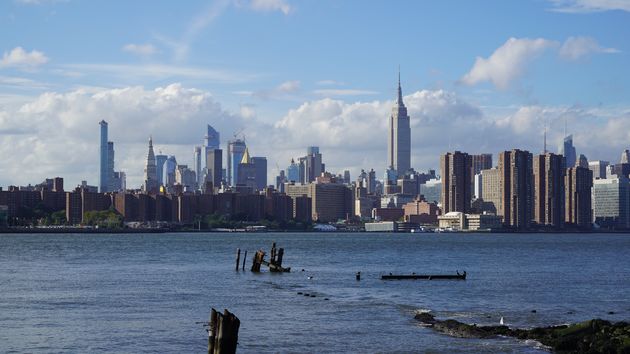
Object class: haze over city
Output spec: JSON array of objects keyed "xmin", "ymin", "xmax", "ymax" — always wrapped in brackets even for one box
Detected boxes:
[{"xmin": 1, "ymin": 0, "xmax": 629, "ymax": 189}]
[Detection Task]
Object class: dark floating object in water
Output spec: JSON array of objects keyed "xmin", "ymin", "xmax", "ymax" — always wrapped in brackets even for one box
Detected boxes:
[
  {"xmin": 382, "ymin": 271, "xmax": 466, "ymax": 280},
  {"xmin": 297, "ymin": 292, "xmax": 303, "ymax": 295},
  {"xmin": 324, "ymin": 298, "xmax": 329, "ymax": 301},
  {"xmin": 356, "ymin": 271, "xmax": 361, "ymax": 281},
  {"xmin": 303, "ymin": 293, "xmax": 310, "ymax": 296},
  {"xmin": 567, "ymin": 311, "xmax": 574, "ymax": 314},
  {"xmin": 310, "ymin": 294, "xmax": 316, "ymax": 298},
  {"xmin": 608, "ymin": 311, "xmax": 615, "ymax": 315},
  {"xmin": 531, "ymin": 310, "xmax": 537, "ymax": 313}
]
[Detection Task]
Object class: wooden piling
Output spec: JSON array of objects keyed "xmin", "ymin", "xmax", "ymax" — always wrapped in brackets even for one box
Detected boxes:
[
  {"xmin": 208, "ymin": 308, "xmax": 240, "ymax": 354},
  {"xmin": 242, "ymin": 250, "xmax": 247, "ymax": 271},
  {"xmin": 235, "ymin": 248, "xmax": 241, "ymax": 271}
]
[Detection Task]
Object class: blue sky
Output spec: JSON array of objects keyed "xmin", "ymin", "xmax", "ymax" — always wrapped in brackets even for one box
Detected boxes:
[{"xmin": 1, "ymin": 0, "xmax": 629, "ymax": 187}]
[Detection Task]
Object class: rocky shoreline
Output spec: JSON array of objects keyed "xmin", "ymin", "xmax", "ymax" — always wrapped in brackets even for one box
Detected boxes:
[{"xmin": 414, "ymin": 312, "xmax": 630, "ymax": 353}]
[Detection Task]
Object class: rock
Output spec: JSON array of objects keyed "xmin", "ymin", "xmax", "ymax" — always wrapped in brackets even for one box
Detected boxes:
[{"xmin": 414, "ymin": 314, "xmax": 630, "ymax": 353}]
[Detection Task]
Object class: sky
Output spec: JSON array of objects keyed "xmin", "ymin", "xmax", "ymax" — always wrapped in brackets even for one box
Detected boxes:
[{"xmin": 1, "ymin": 0, "xmax": 629, "ymax": 188}]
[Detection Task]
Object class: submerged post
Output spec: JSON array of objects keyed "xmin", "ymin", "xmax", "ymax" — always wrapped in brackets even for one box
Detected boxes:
[{"xmin": 235, "ymin": 248, "xmax": 241, "ymax": 271}]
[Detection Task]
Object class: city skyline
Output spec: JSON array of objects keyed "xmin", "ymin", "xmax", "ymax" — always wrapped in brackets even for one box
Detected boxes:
[{"xmin": 1, "ymin": 0, "xmax": 630, "ymax": 188}]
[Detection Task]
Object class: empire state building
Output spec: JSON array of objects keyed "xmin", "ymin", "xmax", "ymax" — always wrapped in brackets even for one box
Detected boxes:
[{"xmin": 388, "ymin": 72, "xmax": 411, "ymax": 176}]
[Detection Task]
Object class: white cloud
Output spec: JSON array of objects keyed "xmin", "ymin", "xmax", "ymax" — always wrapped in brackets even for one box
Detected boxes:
[
  {"xmin": 559, "ymin": 36, "xmax": 620, "ymax": 60},
  {"xmin": 548, "ymin": 0, "xmax": 630, "ymax": 13},
  {"xmin": 461, "ymin": 38, "xmax": 557, "ymax": 90},
  {"xmin": 0, "ymin": 47, "xmax": 49, "ymax": 69},
  {"xmin": 249, "ymin": 0, "xmax": 292, "ymax": 14},
  {"xmin": 277, "ymin": 80, "xmax": 300, "ymax": 93},
  {"xmin": 0, "ymin": 76, "xmax": 49, "ymax": 90},
  {"xmin": 2, "ymin": 83, "xmax": 630, "ymax": 191},
  {"xmin": 313, "ymin": 89, "xmax": 379, "ymax": 97},
  {"xmin": 0, "ymin": 84, "xmax": 243, "ymax": 188},
  {"xmin": 61, "ymin": 63, "xmax": 260, "ymax": 83},
  {"xmin": 316, "ymin": 80, "xmax": 345, "ymax": 86},
  {"xmin": 122, "ymin": 43, "xmax": 158, "ymax": 57}
]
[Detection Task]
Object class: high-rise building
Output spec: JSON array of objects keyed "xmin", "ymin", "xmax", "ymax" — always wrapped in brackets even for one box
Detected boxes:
[
  {"xmin": 205, "ymin": 148, "xmax": 223, "ymax": 190},
  {"xmin": 237, "ymin": 148, "xmax": 257, "ymax": 190},
  {"xmin": 193, "ymin": 146, "xmax": 202, "ymax": 187},
  {"xmin": 163, "ymin": 156, "xmax": 177, "ymax": 188},
  {"xmin": 565, "ymin": 166, "xmax": 593, "ymax": 229},
  {"xmin": 227, "ymin": 139, "xmax": 246, "ymax": 186},
  {"xmin": 251, "ymin": 156, "xmax": 267, "ymax": 190},
  {"xmin": 287, "ymin": 159, "xmax": 299, "ymax": 182},
  {"xmin": 440, "ymin": 151, "xmax": 473, "ymax": 213},
  {"xmin": 156, "ymin": 154, "xmax": 167, "ymax": 186},
  {"xmin": 592, "ymin": 176, "xmax": 630, "ymax": 229},
  {"xmin": 621, "ymin": 149, "xmax": 630, "ymax": 164},
  {"xmin": 204, "ymin": 125, "xmax": 220, "ymax": 150},
  {"xmin": 143, "ymin": 136, "xmax": 158, "ymax": 193},
  {"xmin": 481, "ymin": 150, "xmax": 533, "ymax": 229},
  {"xmin": 387, "ymin": 72, "xmax": 411, "ymax": 176},
  {"xmin": 589, "ymin": 160, "xmax": 609, "ymax": 179},
  {"xmin": 472, "ymin": 154, "xmax": 493, "ymax": 175},
  {"xmin": 99, "ymin": 120, "xmax": 109, "ymax": 193},
  {"xmin": 305, "ymin": 146, "xmax": 323, "ymax": 182},
  {"xmin": 107, "ymin": 142, "xmax": 116, "ymax": 192},
  {"xmin": 533, "ymin": 153, "xmax": 565, "ymax": 228},
  {"xmin": 560, "ymin": 135, "xmax": 577, "ymax": 168}
]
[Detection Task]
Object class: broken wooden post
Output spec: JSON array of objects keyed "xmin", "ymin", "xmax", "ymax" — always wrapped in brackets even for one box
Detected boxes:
[
  {"xmin": 251, "ymin": 250, "xmax": 265, "ymax": 272},
  {"xmin": 276, "ymin": 248, "xmax": 284, "ymax": 268},
  {"xmin": 242, "ymin": 250, "xmax": 247, "ymax": 271},
  {"xmin": 235, "ymin": 248, "xmax": 241, "ymax": 271},
  {"xmin": 270, "ymin": 242, "xmax": 277, "ymax": 264},
  {"xmin": 208, "ymin": 308, "xmax": 240, "ymax": 354}
]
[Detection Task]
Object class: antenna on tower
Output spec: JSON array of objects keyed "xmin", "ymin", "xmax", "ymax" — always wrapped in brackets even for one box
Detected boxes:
[{"xmin": 543, "ymin": 117, "xmax": 547, "ymax": 154}]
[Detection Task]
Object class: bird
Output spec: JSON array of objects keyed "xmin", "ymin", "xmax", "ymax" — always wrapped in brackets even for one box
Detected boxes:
[{"xmin": 307, "ymin": 276, "xmax": 313, "ymax": 280}]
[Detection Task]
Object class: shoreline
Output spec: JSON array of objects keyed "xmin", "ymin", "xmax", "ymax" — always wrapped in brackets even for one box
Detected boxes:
[{"xmin": 1, "ymin": 227, "xmax": 630, "ymax": 234}]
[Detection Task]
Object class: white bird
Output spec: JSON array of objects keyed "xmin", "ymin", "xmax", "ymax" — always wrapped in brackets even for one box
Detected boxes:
[
  {"xmin": 500, "ymin": 316, "xmax": 504, "ymax": 325},
  {"xmin": 307, "ymin": 276, "xmax": 313, "ymax": 280}
]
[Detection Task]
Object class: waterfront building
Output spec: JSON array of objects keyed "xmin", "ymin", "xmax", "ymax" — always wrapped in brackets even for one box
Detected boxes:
[
  {"xmin": 142, "ymin": 137, "xmax": 158, "ymax": 193},
  {"xmin": 440, "ymin": 151, "xmax": 473, "ymax": 213},
  {"xmin": 481, "ymin": 150, "xmax": 533, "ymax": 229},
  {"xmin": 403, "ymin": 198, "xmax": 439, "ymax": 224},
  {"xmin": 227, "ymin": 139, "xmax": 246, "ymax": 186},
  {"xmin": 592, "ymin": 176, "xmax": 630, "ymax": 229},
  {"xmin": 565, "ymin": 166, "xmax": 593, "ymax": 229},
  {"xmin": 533, "ymin": 153, "xmax": 565, "ymax": 228},
  {"xmin": 387, "ymin": 72, "xmax": 411, "ymax": 176},
  {"xmin": 560, "ymin": 134, "xmax": 577, "ymax": 168},
  {"xmin": 99, "ymin": 120, "xmax": 109, "ymax": 193},
  {"xmin": 285, "ymin": 182, "xmax": 353, "ymax": 222},
  {"xmin": 472, "ymin": 154, "xmax": 493, "ymax": 175},
  {"xmin": 589, "ymin": 160, "xmax": 609, "ymax": 179},
  {"xmin": 474, "ymin": 173, "xmax": 482, "ymax": 200}
]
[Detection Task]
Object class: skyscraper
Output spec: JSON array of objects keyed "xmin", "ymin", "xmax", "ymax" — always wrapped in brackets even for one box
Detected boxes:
[
  {"xmin": 107, "ymin": 142, "xmax": 115, "ymax": 192},
  {"xmin": 193, "ymin": 146, "xmax": 202, "ymax": 187},
  {"xmin": 387, "ymin": 72, "xmax": 411, "ymax": 176},
  {"xmin": 472, "ymin": 154, "xmax": 493, "ymax": 175},
  {"xmin": 99, "ymin": 120, "xmax": 108, "ymax": 193},
  {"xmin": 305, "ymin": 146, "xmax": 323, "ymax": 182},
  {"xmin": 533, "ymin": 153, "xmax": 565, "ymax": 228},
  {"xmin": 227, "ymin": 139, "xmax": 246, "ymax": 186},
  {"xmin": 205, "ymin": 148, "xmax": 223, "ymax": 190},
  {"xmin": 560, "ymin": 135, "xmax": 577, "ymax": 168},
  {"xmin": 143, "ymin": 136, "xmax": 158, "ymax": 193},
  {"xmin": 565, "ymin": 165, "xmax": 593, "ymax": 229},
  {"xmin": 251, "ymin": 156, "xmax": 268, "ymax": 190},
  {"xmin": 287, "ymin": 159, "xmax": 299, "ymax": 182},
  {"xmin": 621, "ymin": 149, "xmax": 630, "ymax": 164},
  {"xmin": 204, "ymin": 125, "xmax": 220, "ymax": 150},
  {"xmin": 588, "ymin": 160, "xmax": 609, "ymax": 179},
  {"xmin": 155, "ymin": 154, "xmax": 167, "ymax": 186},
  {"xmin": 440, "ymin": 151, "xmax": 473, "ymax": 213}
]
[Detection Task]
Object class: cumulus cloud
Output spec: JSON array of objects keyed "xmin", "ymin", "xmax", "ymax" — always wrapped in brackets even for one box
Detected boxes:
[
  {"xmin": 249, "ymin": 0, "xmax": 292, "ymax": 14},
  {"xmin": 2, "ymin": 83, "xmax": 629, "ymax": 190},
  {"xmin": 548, "ymin": 0, "xmax": 630, "ymax": 13},
  {"xmin": 461, "ymin": 38, "xmax": 557, "ymax": 90},
  {"xmin": 0, "ymin": 84, "xmax": 243, "ymax": 188},
  {"xmin": 0, "ymin": 47, "xmax": 49, "ymax": 69},
  {"xmin": 277, "ymin": 80, "xmax": 300, "ymax": 93},
  {"xmin": 559, "ymin": 36, "xmax": 620, "ymax": 60},
  {"xmin": 122, "ymin": 43, "xmax": 158, "ymax": 56}
]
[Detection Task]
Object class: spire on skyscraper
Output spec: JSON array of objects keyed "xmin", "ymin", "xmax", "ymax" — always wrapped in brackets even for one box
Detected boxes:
[{"xmin": 397, "ymin": 66, "xmax": 403, "ymax": 105}]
